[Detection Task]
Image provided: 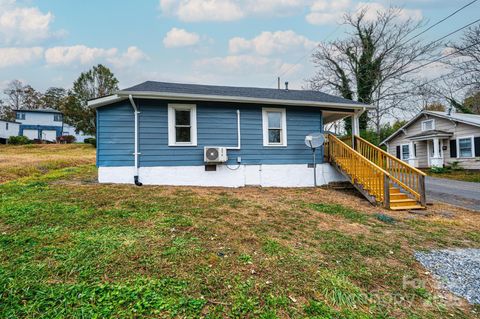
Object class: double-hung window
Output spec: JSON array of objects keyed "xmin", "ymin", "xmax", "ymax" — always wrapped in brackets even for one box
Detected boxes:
[
  {"xmin": 457, "ymin": 136, "xmax": 474, "ymax": 158},
  {"xmin": 262, "ymin": 108, "xmax": 287, "ymax": 146},
  {"xmin": 421, "ymin": 119, "xmax": 434, "ymax": 131},
  {"xmin": 401, "ymin": 144, "xmax": 410, "ymax": 160},
  {"xmin": 168, "ymin": 104, "xmax": 197, "ymax": 146}
]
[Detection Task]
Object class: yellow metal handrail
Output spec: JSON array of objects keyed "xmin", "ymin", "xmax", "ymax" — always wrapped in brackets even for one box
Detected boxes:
[
  {"xmin": 326, "ymin": 134, "xmax": 389, "ymax": 205},
  {"xmin": 353, "ymin": 135, "xmax": 426, "ymax": 206}
]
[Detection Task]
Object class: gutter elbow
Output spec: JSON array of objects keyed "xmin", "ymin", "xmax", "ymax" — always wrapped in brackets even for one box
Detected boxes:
[{"xmin": 134, "ymin": 175, "xmax": 143, "ymax": 186}]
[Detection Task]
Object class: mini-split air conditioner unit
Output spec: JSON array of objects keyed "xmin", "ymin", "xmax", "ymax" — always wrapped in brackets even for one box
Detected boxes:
[{"xmin": 204, "ymin": 147, "xmax": 228, "ymax": 163}]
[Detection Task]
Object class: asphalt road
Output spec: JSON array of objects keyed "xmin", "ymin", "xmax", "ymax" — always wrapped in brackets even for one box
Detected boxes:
[{"xmin": 426, "ymin": 176, "xmax": 480, "ymax": 212}]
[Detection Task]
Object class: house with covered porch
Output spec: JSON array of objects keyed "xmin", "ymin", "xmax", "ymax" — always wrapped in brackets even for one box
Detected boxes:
[{"xmin": 380, "ymin": 110, "xmax": 480, "ymax": 169}]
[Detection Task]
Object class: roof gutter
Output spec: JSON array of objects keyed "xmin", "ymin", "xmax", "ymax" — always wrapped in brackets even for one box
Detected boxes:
[{"xmin": 88, "ymin": 91, "xmax": 371, "ymax": 110}]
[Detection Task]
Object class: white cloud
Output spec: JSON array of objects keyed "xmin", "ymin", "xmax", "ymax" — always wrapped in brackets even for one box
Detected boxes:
[
  {"xmin": 161, "ymin": 0, "xmax": 244, "ymax": 22},
  {"xmin": 357, "ymin": 2, "xmax": 422, "ymax": 21},
  {"xmin": 45, "ymin": 45, "xmax": 118, "ymax": 65},
  {"xmin": 163, "ymin": 28, "xmax": 200, "ymax": 48},
  {"xmin": 0, "ymin": 0, "xmax": 55, "ymax": 44},
  {"xmin": 229, "ymin": 30, "xmax": 316, "ymax": 56},
  {"xmin": 108, "ymin": 46, "xmax": 148, "ymax": 68},
  {"xmin": 194, "ymin": 54, "xmax": 302, "ymax": 77},
  {"xmin": 44, "ymin": 45, "xmax": 148, "ymax": 68},
  {"xmin": 306, "ymin": 1, "xmax": 422, "ymax": 25},
  {"xmin": 0, "ymin": 47, "xmax": 44, "ymax": 68},
  {"xmin": 159, "ymin": 0, "xmax": 305, "ymax": 22}
]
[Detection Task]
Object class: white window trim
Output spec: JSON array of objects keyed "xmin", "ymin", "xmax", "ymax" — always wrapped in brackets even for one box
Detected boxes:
[
  {"xmin": 421, "ymin": 119, "xmax": 435, "ymax": 131},
  {"xmin": 262, "ymin": 107, "xmax": 287, "ymax": 147},
  {"xmin": 400, "ymin": 143, "xmax": 410, "ymax": 160},
  {"xmin": 456, "ymin": 135, "xmax": 475, "ymax": 158},
  {"xmin": 168, "ymin": 104, "xmax": 197, "ymax": 147}
]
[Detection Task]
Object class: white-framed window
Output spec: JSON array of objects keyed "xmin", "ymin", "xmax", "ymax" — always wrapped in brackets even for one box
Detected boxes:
[
  {"xmin": 16, "ymin": 112, "xmax": 25, "ymax": 120},
  {"xmin": 262, "ymin": 108, "xmax": 287, "ymax": 147},
  {"xmin": 5, "ymin": 123, "xmax": 8, "ymax": 130},
  {"xmin": 168, "ymin": 104, "xmax": 197, "ymax": 146},
  {"xmin": 401, "ymin": 143, "xmax": 410, "ymax": 160},
  {"xmin": 421, "ymin": 119, "xmax": 435, "ymax": 131},
  {"xmin": 53, "ymin": 114, "xmax": 63, "ymax": 122},
  {"xmin": 456, "ymin": 136, "xmax": 474, "ymax": 158}
]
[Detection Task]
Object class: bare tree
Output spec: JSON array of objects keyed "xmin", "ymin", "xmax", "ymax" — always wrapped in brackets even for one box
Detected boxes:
[
  {"xmin": 309, "ymin": 6, "xmax": 437, "ymax": 134},
  {"xmin": 450, "ymin": 24, "xmax": 480, "ymax": 90}
]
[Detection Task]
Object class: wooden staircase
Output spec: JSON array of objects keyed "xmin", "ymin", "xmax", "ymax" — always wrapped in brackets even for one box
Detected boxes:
[{"xmin": 325, "ymin": 134, "xmax": 426, "ymax": 210}]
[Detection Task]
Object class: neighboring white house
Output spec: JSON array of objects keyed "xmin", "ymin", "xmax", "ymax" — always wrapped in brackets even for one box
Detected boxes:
[
  {"xmin": 0, "ymin": 120, "xmax": 20, "ymax": 144},
  {"xmin": 62, "ymin": 123, "xmax": 93, "ymax": 143},
  {"xmin": 380, "ymin": 109, "xmax": 480, "ymax": 169},
  {"xmin": 14, "ymin": 109, "xmax": 92, "ymax": 142}
]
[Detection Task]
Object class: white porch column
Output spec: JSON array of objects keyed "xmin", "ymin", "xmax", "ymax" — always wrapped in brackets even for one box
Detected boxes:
[
  {"xmin": 408, "ymin": 141, "xmax": 418, "ymax": 167},
  {"xmin": 351, "ymin": 111, "xmax": 360, "ymax": 148},
  {"xmin": 352, "ymin": 112, "xmax": 360, "ymax": 136},
  {"xmin": 431, "ymin": 138, "xmax": 443, "ymax": 167}
]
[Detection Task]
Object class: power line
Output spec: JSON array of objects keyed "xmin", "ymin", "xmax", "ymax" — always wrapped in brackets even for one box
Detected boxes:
[
  {"xmin": 275, "ymin": 0, "xmax": 479, "ymax": 87},
  {"xmin": 399, "ymin": 40, "xmax": 480, "ymax": 77},
  {"xmin": 400, "ymin": 0, "xmax": 478, "ymax": 45},
  {"xmin": 422, "ymin": 18, "xmax": 480, "ymax": 47}
]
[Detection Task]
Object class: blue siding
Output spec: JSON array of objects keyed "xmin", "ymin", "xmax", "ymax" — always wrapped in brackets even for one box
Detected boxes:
[
  {"xmin": 97, "ymin": 99, "xmax": 323, "ymax": 167},
  {"xmin": 19, "ymin": 125, "xmax": 63, "ymax": 139}
]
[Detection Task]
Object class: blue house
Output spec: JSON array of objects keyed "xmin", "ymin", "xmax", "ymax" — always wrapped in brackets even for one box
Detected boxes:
[
  {"xmin": 89, "ymin": 81, "xmax": 369, "ymax": 187},
  {"xmin": 14, "ymin": 108, "xmax": 92, "ymax": 142}
]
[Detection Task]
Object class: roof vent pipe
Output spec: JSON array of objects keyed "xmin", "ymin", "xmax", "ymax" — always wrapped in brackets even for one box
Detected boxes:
[
  {"xmin": 285, "ymin": 82, "xmax": 289, "ymax": 91},
  {"xmin": 447, "ymin": 106, "xmax": 453, "ymax": 116}
]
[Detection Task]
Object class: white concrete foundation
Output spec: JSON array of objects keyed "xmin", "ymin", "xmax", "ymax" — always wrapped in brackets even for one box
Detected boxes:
[{"xmin": 98, "ymin": 164, "xmax": 346, "ymax": 187}]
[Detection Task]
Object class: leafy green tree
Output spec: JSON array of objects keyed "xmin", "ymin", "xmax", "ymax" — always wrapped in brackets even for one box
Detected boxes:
[
  {"xmin": 62, "ymin": 65, "xmax": 119, "ymax": 135},
  {"xmin": 463, "ymin": 91, "xmax": 480, "ymax": 114},
  {"xmin": 43, "ymin": 87, "xmax": 67, "ymax": 110}
]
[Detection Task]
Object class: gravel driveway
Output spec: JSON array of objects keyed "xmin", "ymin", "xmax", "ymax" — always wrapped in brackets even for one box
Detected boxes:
[
  {"xmin": 426, "ymin": 176, "xmax": 480, "ymax": 212},
  {"xmin": 415, "ymin": 249, "xmax": 480, "ymax": 305}
]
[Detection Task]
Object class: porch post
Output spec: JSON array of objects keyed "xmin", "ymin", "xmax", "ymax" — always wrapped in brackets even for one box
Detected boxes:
[
  {"xmin": 431, "ymin": 138, "xmax": 443, "ymax": 167},
  {"xmin": 433, "ymin": 138, "xmax": 440, "ymax": 158},
  {"xmin": 351, "ymin": 111, "xmax": 360, "ymax": 149},
  {"xmin": 408, "ymin": 141, "xmax": 417, "ymax": 167}
]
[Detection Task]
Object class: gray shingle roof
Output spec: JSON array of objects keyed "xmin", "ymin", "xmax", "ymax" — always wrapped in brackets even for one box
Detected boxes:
[
  {"xmin": 14, "ymin": 108, "xmax": 62, "ymax": 114},
  {"xmin": 120, "ymin": 81, "xmax": 367, "ymax": 107}
]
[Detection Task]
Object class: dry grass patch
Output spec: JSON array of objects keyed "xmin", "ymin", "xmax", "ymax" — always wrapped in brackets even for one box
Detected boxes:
[{"xmin": 0, "ymin": 144, "xmax": 95, "ymax": 183}]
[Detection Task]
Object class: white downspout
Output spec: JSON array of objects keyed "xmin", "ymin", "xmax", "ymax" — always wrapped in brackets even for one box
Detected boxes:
[
  {"xmin": 226, "ymin": 109, "xmax": 241, "ymax": 150},
  {"xmin": 128, "ymin": 95, "xmax": 142, "ymax": 186}
]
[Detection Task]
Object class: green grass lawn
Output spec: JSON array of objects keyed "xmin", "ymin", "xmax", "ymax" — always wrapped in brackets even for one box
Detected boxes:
[
  {"xmin": 1, "ymin": 145, "xmax": 480, "ymax": 318},
  {"xmin": 428, "ymin": 169, "xmax": 480, "ymax": 183}
]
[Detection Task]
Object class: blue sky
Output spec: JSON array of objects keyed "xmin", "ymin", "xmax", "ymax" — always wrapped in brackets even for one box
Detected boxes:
[{"xmin": 0, "ymin": 0, "xmax": 478, "ymax": 93}]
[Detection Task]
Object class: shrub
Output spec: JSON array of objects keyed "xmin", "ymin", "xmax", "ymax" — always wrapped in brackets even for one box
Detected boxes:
[
  {"xmin": 84, "ymin": 137, "xmax": 96, "ymax": 148},
  {"xmin": 57, "ymin": 135, "xmax": 76, "ymax": 144},
  {"xmin": 430, "ymin": 166, "xmax": 448, "ymax": 174},
  {"xmin": 448, "ymin": 161, "xmax": 463, "ymax": 171},
  {"xmin": 7, "ymin": 135, "xmax": 31, "ymax": 145}
]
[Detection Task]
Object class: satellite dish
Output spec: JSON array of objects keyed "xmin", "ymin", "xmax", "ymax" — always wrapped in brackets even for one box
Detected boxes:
[
  {"xmin": 304, "ymin": 132, "xmax": 325, "ymax": 187},
  {"xmin": 305, "ymin": 132, "xmax": 325, "ymax": 149}
]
